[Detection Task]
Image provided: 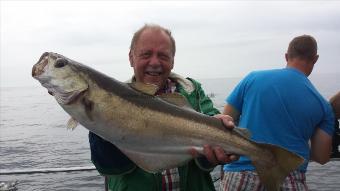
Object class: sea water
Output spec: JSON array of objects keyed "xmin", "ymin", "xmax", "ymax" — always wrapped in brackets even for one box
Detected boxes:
[{"xmin": 0, "ymin": 74, "xmax": 339, "ymax": 190}]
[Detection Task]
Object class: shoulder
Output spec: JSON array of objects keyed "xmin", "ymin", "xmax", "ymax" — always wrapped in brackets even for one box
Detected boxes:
[
  {"xmin": 169, "ymin": 72, "xmax": 198, "ymax": 93},
  {"xmin": 249, "ymin": 68, "xmax": 283, "ymax": 77}
]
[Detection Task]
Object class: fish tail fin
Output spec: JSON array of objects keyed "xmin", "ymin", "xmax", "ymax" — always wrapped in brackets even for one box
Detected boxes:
[{"xmin": 250, "ymin": 143, "xmax": 305, "ymax": 191}]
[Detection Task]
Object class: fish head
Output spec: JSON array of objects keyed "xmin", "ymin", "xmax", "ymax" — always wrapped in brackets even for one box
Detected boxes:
[{"xmin": 32, "ymin": 52, "xmax": 88, "ymax": 105}]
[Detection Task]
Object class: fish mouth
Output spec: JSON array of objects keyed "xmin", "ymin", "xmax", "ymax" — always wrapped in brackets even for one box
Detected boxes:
[{"xmin": 32, "ymin": 52, "xmax": 54, "ymax": 78}]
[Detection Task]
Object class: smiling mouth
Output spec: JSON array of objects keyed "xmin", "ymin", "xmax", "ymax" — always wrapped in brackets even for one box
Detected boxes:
[{"xmin": 146, "ymin": 71, "xmax": 162, "ymax": 76}]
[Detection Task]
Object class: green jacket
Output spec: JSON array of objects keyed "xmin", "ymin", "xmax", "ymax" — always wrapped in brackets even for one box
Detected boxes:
[{"xmin": 89, "ymin": 73, "xmax": 220, "ymax": 191}]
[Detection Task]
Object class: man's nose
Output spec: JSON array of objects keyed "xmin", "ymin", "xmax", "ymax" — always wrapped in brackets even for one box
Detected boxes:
[{"xmin": 149, "ymin": 55, "xmax": 161, "ymax": 66}]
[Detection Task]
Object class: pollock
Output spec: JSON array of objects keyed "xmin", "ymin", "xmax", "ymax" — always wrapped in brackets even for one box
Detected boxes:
[{"xmin": 32, "ymin": 52, "xmax": 304, "ymax": 191}]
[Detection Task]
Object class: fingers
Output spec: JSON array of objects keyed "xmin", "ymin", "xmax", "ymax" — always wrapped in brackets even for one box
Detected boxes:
[
  {"xmin": 203, "ymin": 145, "xmax": 239, "ymax": 165},
  {"xmin": 215, "ymin": 114, "xmax": 233, "ymax": 121},
  {"xmin": 203, "ymin": 145, "xmax": 218, "ymax": 165},
  {"xmin": 229, "ymin": 154, "xmax": 239, "ymax": 161},
  {"xmin": 214, "ymin": 146, "xmax": 230, "ymax": 163},
  {"xmin": 213, "ymin": 146, "xmax": 239, "ymax": 164},
  {"xmin": 214, "ymin": 114, "xmax": 235, "ymax": 129},
  {"xmin": 188, "ymin": 148, "xmax": 200, "ymax": 158}
]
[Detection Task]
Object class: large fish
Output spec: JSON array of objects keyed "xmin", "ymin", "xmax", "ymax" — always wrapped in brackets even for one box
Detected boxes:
[{"xmin": 32, "ymin": 52, "xmax": 304, "ymax": 191}]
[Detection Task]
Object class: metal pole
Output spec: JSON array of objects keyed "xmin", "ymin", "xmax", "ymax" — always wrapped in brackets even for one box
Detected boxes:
[
  {"xmin": 0, "ymin": 166, "xmax": 96, "ymax": 175},
  {"xmin": 105, "ymin": 176, "xmax": 108, "ymax": 191}
]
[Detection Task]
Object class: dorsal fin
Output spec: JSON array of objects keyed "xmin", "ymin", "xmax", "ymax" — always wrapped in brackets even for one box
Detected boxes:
[
  {"xmin": 158, "ymin": 93, "xmax": 193, "ymax": 110},
  {"xmin": 129, "ymin": 82, "xmax": 159, "ymax": 95},
  {"xmin": 234, "ymin": 127, "xmax": 251, "ymax": 139}
]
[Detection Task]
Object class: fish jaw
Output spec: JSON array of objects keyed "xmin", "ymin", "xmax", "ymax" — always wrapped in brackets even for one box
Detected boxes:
[{"xmin": 32, "ymin": 52, "xmax": 88, "ymax": 105}]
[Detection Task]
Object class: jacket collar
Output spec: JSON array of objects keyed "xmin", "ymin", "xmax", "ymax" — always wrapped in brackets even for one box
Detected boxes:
[{"xmin": 126, "ymin": 72, "xmax": 195, "ymax": 94}]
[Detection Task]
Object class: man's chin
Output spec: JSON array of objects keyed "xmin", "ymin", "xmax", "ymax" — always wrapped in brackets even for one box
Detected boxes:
[{"xmin": 144, "ymin": 76, "xmax": 164, "ymax": 85}]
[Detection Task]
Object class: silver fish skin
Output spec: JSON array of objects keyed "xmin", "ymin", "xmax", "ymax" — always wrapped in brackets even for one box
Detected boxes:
[{"xmin": 32, "ymin": 52, "xmax": 304, "ymax": 191}]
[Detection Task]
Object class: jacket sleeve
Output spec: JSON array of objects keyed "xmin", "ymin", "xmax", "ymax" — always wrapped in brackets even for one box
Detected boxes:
[
  {"xmin": 89, "ymin": 132, "xmax": 136, "ymax": 175},
  {"xmin": 190, "ymin": 78, "xmax": 220, "ymax": 116}
]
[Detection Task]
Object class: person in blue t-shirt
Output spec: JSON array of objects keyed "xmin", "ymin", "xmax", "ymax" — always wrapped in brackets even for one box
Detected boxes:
[{"xmin": 220, "ymin": 35, "xmax": 335, "ymax": 191}]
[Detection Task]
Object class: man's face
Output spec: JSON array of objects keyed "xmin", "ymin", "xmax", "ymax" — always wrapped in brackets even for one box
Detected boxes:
[{"xmin": 129, "ymin": 29, "xmax": 174, "ymax": 88}]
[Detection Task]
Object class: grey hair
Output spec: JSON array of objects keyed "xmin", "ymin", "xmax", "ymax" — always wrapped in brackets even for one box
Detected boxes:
[{"xmin": 130, "ymin": 24, "xmax": 176, "ymax": 56}]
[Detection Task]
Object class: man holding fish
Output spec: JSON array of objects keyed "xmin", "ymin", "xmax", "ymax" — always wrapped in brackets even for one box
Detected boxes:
[{"xmin": 88, "ymin": 24, "xmax": 238, "ymax": 191}]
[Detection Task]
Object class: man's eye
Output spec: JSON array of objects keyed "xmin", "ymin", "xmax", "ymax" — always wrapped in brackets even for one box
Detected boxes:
[
  {"xmin": 140, "ymin": 53, "xmax": 150, "ymax": 58},
  {"xmin": 159, "ymin": 54, "xmax": 170, "ymax": 61}
]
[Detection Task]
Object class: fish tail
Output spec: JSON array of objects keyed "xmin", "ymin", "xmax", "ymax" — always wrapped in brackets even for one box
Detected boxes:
[{"xmin": 250, "ymin": 143, "xmax": 305, "ymax": 191}]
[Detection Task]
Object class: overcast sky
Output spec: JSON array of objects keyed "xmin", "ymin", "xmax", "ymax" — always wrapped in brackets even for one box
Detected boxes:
[{"xmin": 1, "ymin": 1, "xmax": 340, "ymax": 87}]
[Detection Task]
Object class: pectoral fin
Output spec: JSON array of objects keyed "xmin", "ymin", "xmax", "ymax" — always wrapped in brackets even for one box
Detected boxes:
[
  {"xmin": 67, "ymin": 117, "xmax": 78, "ymax": 130},
  {"xmin": 81, "ymin": 97, "xmax": 94, "ymax": 121},
  {"xmin": 53, "ymin": 85, "xmax": 88, "ymax": 105},
  {"xmin": 234, "ymin": 127, "xmax": 251, "ymax": 139}
]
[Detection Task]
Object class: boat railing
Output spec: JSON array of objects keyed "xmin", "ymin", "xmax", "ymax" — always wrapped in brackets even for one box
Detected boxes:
[
  {"xmin": 1, "ymin": 159, "xmax": 340, "ymax": 191},
  {"xmin": 0, "ymin": 166, "xmax": 107, "ymax": 191}
]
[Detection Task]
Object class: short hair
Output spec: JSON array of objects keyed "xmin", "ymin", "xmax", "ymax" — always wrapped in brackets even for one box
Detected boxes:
[
  {"xmin": 130, "ymin": 24, "xmax": 176, "ymax": 56},
  {"xmin": 287, "ymin": 35, "xmax": 318, "ymax": 60}
]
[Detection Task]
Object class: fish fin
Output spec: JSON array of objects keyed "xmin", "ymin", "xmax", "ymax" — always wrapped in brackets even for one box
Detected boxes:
[
  {"xmin": 233, "ymin": 127, "xmax": 251, "ymax": 139},
  {"xmin": 53, "ymin": 85, "xmax": 88, "ymax": 105},
  {"xmin": 129, "ymin": 82, "xmax": 159, "ymax": 95},
  {"xmin": 67, "ymin": 117, "xmax": 78, "ymax": 130},
  {"xmin": 250, "ymin": 143, "xmax": 305, "ymax": 191},
  {"xmin": 158, "ymin": 93, "xmax": 193, "ymax": 110},
  {"xmin": 121, "ymin": 149, "xmax": 192, "ymax": 173},
  {"xmin": 81, "ymin": 97, "xmax": 94, "ymax": 121}
]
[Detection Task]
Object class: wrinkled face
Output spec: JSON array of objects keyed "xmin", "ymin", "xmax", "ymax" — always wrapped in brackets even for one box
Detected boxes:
[
  {"xmin": 129, "ymin": 29, "xmax": 174, "ymax": 88},
  {"xmin": 32, "ymin": 52, "xmax": 88, "ymax": 105}
]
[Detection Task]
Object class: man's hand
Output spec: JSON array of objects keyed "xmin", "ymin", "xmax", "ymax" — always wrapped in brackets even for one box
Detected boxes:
[{"xmin": 190, "ymin": 114, "xmax": 240, "ymax": 166}]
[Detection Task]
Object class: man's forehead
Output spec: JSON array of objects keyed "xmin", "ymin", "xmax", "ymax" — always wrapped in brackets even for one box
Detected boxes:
[
  {"xmin": 135, "ymin": 37, "xmax": 171, "ymax": 52},
  {"xmin": 140, "ymin": 28, "xmax": 167, "ymax": 37},
  {"xmin": 136, "ymin": 47, "xmax": 171, "ymax": 55},
  {"xmin": 138, "ymin": 29, "xmax": 170, "ymax": 43}
]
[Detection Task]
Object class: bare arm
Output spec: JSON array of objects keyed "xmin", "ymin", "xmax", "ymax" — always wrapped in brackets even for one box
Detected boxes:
[
  {"xmin": 223, "ymin": 104, "xmax": 240, "ymax": 123},
  {"xmin": 310, "ymin": 128, "xmax": 333, "ymax": 164},
  {"xmin": 329, "ymin": 91, "xmax": 340, "ymax": 119}
]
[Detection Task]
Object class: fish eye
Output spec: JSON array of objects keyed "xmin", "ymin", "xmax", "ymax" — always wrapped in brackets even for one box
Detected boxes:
[{"xmin": 54, "ymin": 59, "xmax": 68, "ymax": 68}]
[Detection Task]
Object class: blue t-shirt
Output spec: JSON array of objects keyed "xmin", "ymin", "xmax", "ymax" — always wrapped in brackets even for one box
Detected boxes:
[{"xmin": 223, "ymin": 68, "xmax": 335, "ymax": 172}]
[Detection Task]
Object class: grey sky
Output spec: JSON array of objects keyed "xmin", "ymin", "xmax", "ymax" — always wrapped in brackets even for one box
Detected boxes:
[{"xmin": 1, "ymin": 1, "xmax": 340, "ymax": 87}]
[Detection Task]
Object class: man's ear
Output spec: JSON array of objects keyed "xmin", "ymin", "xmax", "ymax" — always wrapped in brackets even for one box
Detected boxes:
[
  {"xmin": 285, "ymin": 53, "xmax": 289, "ymax": 62},
  {"xmin": 129, "ymin": 50, "xmax": 134, "ymax": 67},
  {"xmin": 312, "ymin": 55, "xmax": 319, "ymax": 64}
]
